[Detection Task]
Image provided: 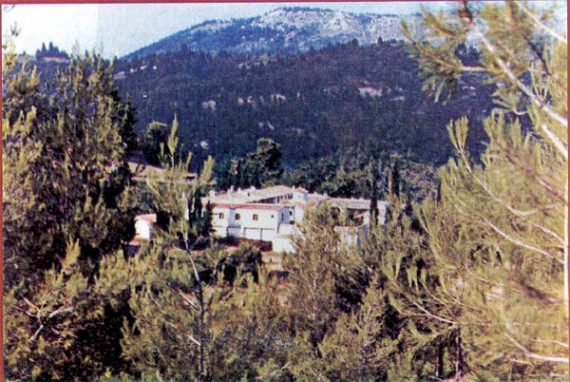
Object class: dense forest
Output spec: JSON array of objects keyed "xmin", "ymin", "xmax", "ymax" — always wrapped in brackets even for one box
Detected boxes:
[
  {"xmin": 3, "ymin": 2, "xmax": 568, "ymax": 382},
  {"xmin": 114, "ymin": 39, "xmax": 495, "ymax": 168}
]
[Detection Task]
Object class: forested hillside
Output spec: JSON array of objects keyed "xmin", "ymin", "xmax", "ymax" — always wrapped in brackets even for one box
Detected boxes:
[{"xmin": 115, "ymin": 40, "xmax": 495, "ymax": 167}]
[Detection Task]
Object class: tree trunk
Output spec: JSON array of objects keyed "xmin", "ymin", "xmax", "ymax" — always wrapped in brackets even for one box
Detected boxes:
[
  {"xmin": 435, "ymin": 340, "xmax": 444, "ymax": 379},
  {"xmin": 454, "ymin": 329, "xmax": 464, "ymax": 380},
  {"xmin": 185, "ymin": 241, "xmax": 206, "ymax": 380}
]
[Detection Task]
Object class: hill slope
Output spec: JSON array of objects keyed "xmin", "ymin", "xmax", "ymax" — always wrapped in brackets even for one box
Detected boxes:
[
  {"xmin": 124, "ymin": 7, "xmax": 418, "ymax": 59},
  {"xmin": 115, "ymin": 41, "xmax": 493, "ymax": 168}
]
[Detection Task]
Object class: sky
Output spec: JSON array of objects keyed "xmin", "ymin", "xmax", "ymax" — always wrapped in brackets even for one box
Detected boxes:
[{"xmin": 2, "ymin": 1, "xmax": 567, "ymax": 58}]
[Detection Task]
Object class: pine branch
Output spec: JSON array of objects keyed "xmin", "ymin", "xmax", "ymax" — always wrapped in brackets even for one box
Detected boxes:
[
  {"xmin": 531, "ymin": 339, "xmax": 569, "ymax": 349},
  {"xmin": 470, "ymin": 23, "xmax": 568, "ymax": 157},
  {"xmin": 505, "ymin": 333, "xmax": 569, "ymax": 363},
  {"xmin": 447, "ymin": 192, "xmax": 563, "ymax": 264},
  {"xmin": 537, "ymin": 123, "xmax": 568, "ymax": 160},
  {"xmin": 188, "ymin": 334, "xmax": 201, "ymax": 347},
  {"xmin": 412, "ymin": 302, "xmax": 457, "ymax": 325},
  {"xmin": 502, "ymin": 147, "xmax": 567, "ymax": 205},
  {"xmin": 481, "ymin": 216, "xmax": 563, "ymax": 264},
  {"xmin": 461, "ymin": 65, "xmax": 487, "ymax": 73},
  {"xmin": 518, "ymin": 2, "xmax": 567, "ymax": 45},
  {"xmin": 471, "ymin": 171, "xmax": 542, "ymax": 218},
  {"xmin": 28, "ymin": 324, "xmax": 44, "ymax": 343},
  {"xmin": 22, "ymin": 296, "xmax": 41, "ymax": 313},
  {"xmin": 173, "ymin": 287, "xmax": 199, "ymax": 311},
  {"xmin": 47, "ymin": 306, "xmax": 74, "ymax": 319},
  {"xmin": 256, "ymin": 362, "xmax": 290, "ymax": 380},
  {"xmin": 531, "ymin": 222, "xmax": 565, "ymax": 246}
]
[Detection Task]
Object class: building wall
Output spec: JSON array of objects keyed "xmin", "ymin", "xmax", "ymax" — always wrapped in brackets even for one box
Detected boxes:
[
  {"xmin": 278, "ymin": 207, "xmax": 295, "ymax": 225},
  {"xmin": 272, "ymin": 236, "xmax": 296, "ymax": 253},
  {"xmin": 211, "ymin": 205, "xmax": 283, "ymax": 240},
  {"xmin": 293, "ymin": 190, "xmax": 308, "ymax": 202},
  {"xmin": 244, "ymin": 227, "xmax": 278, "ymax": 241},
  {"xmin": 238, "ymin": 208, "xmax": 280, "ymax": 230},
  {"xmin": 293, "ymin": 206, "xmax": 305, "ymax": 224},
  {"xmin": 135, "ymin": 220, "xmax": 153, "ymax": 240},
  {"xmin": 228, "ymin": 209, "xmax": 242, "ymax": 228},
  {"xmin": 212, "ymin": 207, "xmax": 231, "ymax": 237}
]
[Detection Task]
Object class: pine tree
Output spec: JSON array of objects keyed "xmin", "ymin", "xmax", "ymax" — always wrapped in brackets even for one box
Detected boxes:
[
  {"xmin": 3, "ymin": 46, "xmax": 137, "ymax": 379},
  {"xmin": 141, "ymin": 120, "xmax": 169, "ymax": 165},
  {"xmin": 245, "ymin": 138, "xmax": 283, "ymax": 187},
  {"xmin": 319, "ymin": 275, "xmax": 398, "ymax": 381},
  {"xmin": 204, "ymin": 269, "xmax": 293, "ymax": 381},
  {"xmin": 3, "ymin": 52, "xmax": 135, "ymax": 289},
  {"xmin": 360, "ymin": 194, "xmax": 453, "ymax": 380},
  {"xmin": 200, "ymin": 201, "xmax": 213, "ymax": 238},
  {"xmin": 388, "ymin": 158, "xmax": 401, "ymax": 198},
  {"xmin": 284, "ymin": 206, "xmax": 367, "ymax": 346},
  {"xmin": 120, "ymin": 116, "xmax": 261, "ymax": 381},
  {"xmin": 402, "ymin": 1, "xmax": 568, "ymax": 378}
]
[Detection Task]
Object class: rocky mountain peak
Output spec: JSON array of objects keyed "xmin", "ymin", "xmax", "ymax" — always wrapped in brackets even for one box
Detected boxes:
[{"xmin": 124, "ymin": 7, "xmax": 418, "ymax": 60}]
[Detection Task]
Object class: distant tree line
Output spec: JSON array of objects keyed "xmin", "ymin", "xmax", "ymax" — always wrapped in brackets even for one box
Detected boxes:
[{"xmin": 35, "ymin": 41, "xmax": 69, "ymax": 60}]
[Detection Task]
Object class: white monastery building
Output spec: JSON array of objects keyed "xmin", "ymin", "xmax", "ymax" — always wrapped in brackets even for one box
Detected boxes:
[
  {"xmin": 203, "ymin": 185, "xmax": 387, "ymax": 253},
  {"xmin": 134, "ymin": 185, "xmax": 387, "ymax": 253}
]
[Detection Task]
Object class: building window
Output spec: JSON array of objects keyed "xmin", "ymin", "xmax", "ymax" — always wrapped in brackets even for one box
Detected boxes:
[
  {"xmin": 289, "ymin": 210, "xmax": 293, "ymax": 216},
  {"xmin": 218, "ymin": 213, "xmax": 225, "ymax": 219},
  {"xmin": 235, "ymin": 213, "xmax": 241, "ymax": 221},
  {"xmin": 253, "ymin": 214, "xmax": 259, "ymax": 221}
]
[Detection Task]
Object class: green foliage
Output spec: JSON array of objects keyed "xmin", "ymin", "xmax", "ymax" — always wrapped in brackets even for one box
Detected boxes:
[
  {"xmin": 4, "ymin": 242, "xmax": 133, "ymax": 381},
  {"xmin": 141, "ymin": 120, "xmax": 169, "ymax": 165},
  {"xmin": 285, "ymin": 207, "xmax": 368, "ymax": 346},
  {"xmin": 144, "ymin": 116, "xmax": 215, "ymax": 243},
  {"xmin": 122, "ymin": 119, "xmax": 281, "ymax": 381},
  {"xmin": 216, "ymin": 244, "xmax": 262, "ymax": 284},
  {"xmin": 246, "ymin": 137, "xmax": 283, "ymax": 186},
  {"xmin": 319, "ymin": 276, "xmax": 398, "ymax": 381},
  {"xmin": 404, "ymin": 2, "xmax": 568, "ymax": 379},
  {"xmin": 3, "ymin": 52, "xmax": 136, "ymax": 289},
  {"xmin": 121, "ymin": 244, "xmax": 212, "ymax": 380},
  {"xmin": 281, "ymin": 199, "xmax": 437, "ymax": 381},
  {"xmin": 4, "ymin": 3, "xmax": 566, "ymax": 380},
  {"xmin": 284, "ymin": 150, "xmax": 439, "ymax": 202},
  {"xmin": 360, "ymin": 195, "xmax": 453, "ymax": 380},
  {"xmin": 3, "ymin": 47, "xmax": 137, "ymax": 380},
  {"xmin": 120, "ymin": 240, "xmax": 273, "ymax": 381},
  {"xmin": 217, "ymin": 137, "xmax": 283, "ymax": 189},
  {"xmin": 35, "ymin": 41, "xmax": 70, "ymax": 61},
  {"xmin": 205, "ymin": 271, "xmax": 293, "ymax": 381}
]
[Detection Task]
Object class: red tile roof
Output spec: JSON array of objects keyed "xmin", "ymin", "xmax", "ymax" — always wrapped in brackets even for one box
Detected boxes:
[
  {"xmin": 211, "ymin": 202, "xmax": 284, "ymax": 211},
  {"xmin": 136, "ymin": 213, "xmax": 157, "ymax": 223}
]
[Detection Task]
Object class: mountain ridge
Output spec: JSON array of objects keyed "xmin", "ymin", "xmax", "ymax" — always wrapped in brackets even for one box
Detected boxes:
[{"xmin": 123, "ymin": 7, "xmax": 420, "ymax": 59}]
